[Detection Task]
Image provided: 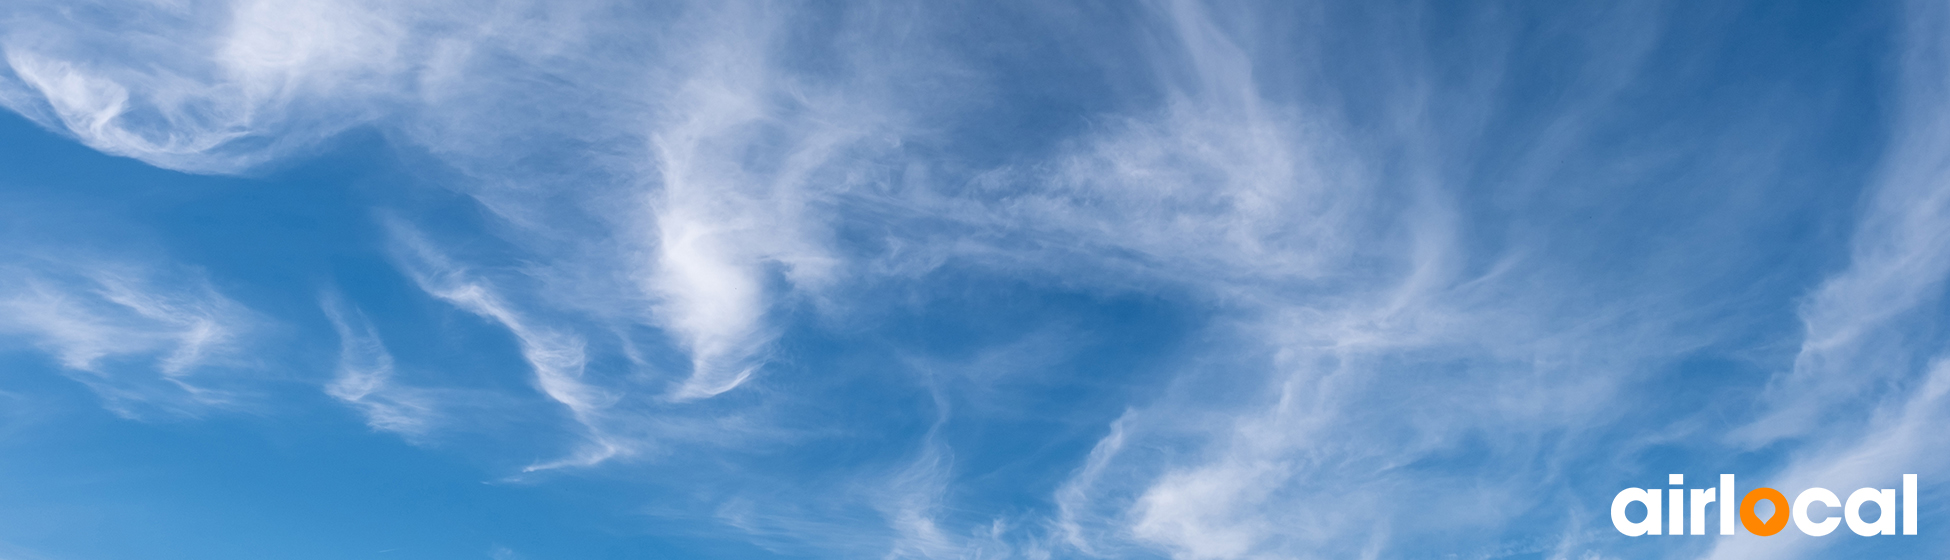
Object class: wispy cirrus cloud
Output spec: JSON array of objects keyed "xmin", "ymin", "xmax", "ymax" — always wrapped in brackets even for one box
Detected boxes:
[
  {"xmin": 320, "ymin": 291, "xmax": 437, "ymax": 437},
  {"xmin": 1702, "ymin": 3, "xmax": 1950, "ymax": 557},
  {"xmin": 1731, "ymin": 0, "xmax": 1950, "ymax": 447},
  {"xmin": 1018, "ymin": 2, "xmax": 1869, "ymax": 559},
  {"xmin": 0, "ymin": 0, "xmax": 417, "ymax": 173},
  {"xmin": 385, "ymin": 220, "xmax": 625, "ymax": 470},
  {"xmin": 2, "ymin": 0, "xmax": 899, "ymax": 408},
  {"xmin": 0, "ymin": 258, "xmax": 259, "ymax": 417}
]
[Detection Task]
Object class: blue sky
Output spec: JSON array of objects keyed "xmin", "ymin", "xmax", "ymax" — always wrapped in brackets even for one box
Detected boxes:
[{"xmin": 0, "ymin": 1, "xmax": 1946, "ymax": 558}]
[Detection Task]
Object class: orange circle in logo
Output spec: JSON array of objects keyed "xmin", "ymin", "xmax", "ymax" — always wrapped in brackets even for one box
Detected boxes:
[{"xmin": 1741, "ymin": 487, "xmax": 1790, "ymax": 536}]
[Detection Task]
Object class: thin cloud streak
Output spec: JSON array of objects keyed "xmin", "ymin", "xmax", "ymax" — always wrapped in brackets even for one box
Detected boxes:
[
  {"xmin": 1704, "ymin": 2, "xmax": 1950, "ymax": 557},
  {"xmin": 1733, "ymin": 0, "xmax": 1950, "ymax": 447},
  {"xmin": 0, "ymin": 259, "xmax": 258, "ymax": 417},
  {"xmin": 320, "ymin": 292, "xmax": 437, "ymax": 437},
  {"xmin": 386, "ymin": 220, "xmax": 625, "ymax": 470}
]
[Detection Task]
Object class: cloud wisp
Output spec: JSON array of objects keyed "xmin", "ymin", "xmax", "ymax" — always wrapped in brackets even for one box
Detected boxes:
[
  {"xmin": 320, "ymin": 291, "xmax": 437, "ymax": 437},
  {"xmin": 385, "ymin": 220, "xmax": 626, "ymax": 470},
  {"xmin": 0, "ymin": 259, "xmax": 258, "ymax": 417},
  {"xmin": 1702, "ymin": 3, "xmax": 1950, "ymax": 557}
]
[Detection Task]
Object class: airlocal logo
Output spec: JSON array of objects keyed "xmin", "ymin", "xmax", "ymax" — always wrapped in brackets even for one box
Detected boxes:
[{"xmin": 1613, "ymin": 474, "xmax": 1918, "ymax": 537}]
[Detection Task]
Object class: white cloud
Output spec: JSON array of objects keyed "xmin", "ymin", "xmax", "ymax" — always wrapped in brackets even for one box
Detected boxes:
[
  {"xmin": 386, "ymin": 220, "xmax": 626, "ymax": 469},
  {"xmin": 320, "ymin": 292, "xmax": 438, "ymax": 436},
  {"xmin": 1020, "ymin": 2, "xmax": 1740, "ymax": 558},
  {"xmin": 0, "ymin": 0, "xmax": 411, "ymax": 173},
  {"xmin": 867, "ymin": 389, "xmax": 1031, "ymax": 560},
  {"xmin": 1730, "ymin": 1, "xmax": 1950, "ymax": 447},
  {"xmin": 1701, "ymin": 4, "xmax": 1950, "ymax": 557},
  {"xmin": 0, "ymin": 259, "xmax": 259, "ymax": 416},
  {"xmin": 1704, "ymin": 358, "xmax": 1950, "ymax": 559},
  {"xmin": 2, "ymin": 0, "xmax": 894, "ymax": 407}
]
